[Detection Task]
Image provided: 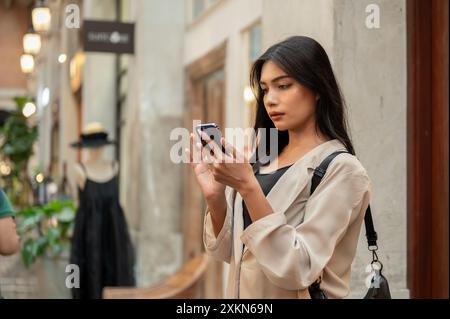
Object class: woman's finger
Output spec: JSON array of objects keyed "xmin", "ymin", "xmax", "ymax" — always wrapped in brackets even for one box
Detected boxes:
[
  {"xmin": 190, "ymin": 133, "xmax": 202, "ymax": 163},
  {"xmin": 243, "ymin": 143, "xmax": 255, "ymax": 163},
  {"xmin": 212, "ymin": 174, "xmax": 234, "ymax": 187},
  {"xmin": 185, "ymin": 148, "xmax": 193, "ymax": 166},
  {"xmin": 221, "ymin": 138, "xmax": 240, "ymax": 162},
  {"xmin": 201, "ymin": 147, "xmax": 215, "ymax": 165},
  {"xmin": 201, "ymin": 131, "xmax": 226, "ymax": 162},
  {"xmin": 201, "ymin": 132, "xmax": 219, "ymax": 158},
  {"xmin": 198, "ymin": 143, "xmax": 208, "ymax": 162}
]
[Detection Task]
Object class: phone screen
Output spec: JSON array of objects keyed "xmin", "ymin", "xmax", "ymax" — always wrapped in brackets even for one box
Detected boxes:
[{"xmin": 195, "ymin": 123, "xmax": 228, "ymax": 155}]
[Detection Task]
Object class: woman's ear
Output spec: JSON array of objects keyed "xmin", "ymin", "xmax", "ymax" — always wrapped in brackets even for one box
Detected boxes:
[{"xmin": 315, "ymin": 94, "xmax": 320, "ymax": 101}]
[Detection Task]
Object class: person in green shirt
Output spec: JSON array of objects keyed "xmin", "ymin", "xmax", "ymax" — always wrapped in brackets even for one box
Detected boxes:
[
  {"xmin": 0, "ymin": 188, "xmax": 20, "ymax": 255},
  {"xmin": 0, "ymin": 188, "xmax": 20, "ymax": 298}
]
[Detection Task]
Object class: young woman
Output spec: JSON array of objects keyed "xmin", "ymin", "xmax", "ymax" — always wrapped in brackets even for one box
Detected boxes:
[{"xmin": 186, "ymin": 36, "xmax": 371, "ymax": 299}]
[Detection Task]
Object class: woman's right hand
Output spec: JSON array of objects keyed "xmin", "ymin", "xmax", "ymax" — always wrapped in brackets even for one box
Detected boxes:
[{"xmin": 185, "ymin": 133, "xmax": 226, "ymax": 200}]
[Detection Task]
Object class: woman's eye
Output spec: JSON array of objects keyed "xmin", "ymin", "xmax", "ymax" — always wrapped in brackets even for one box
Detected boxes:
[
  {"xmin": 279, "ymin": 84, "xmax": 291, "ymax": 89},
  {"xmin": 261, "ymin": 88, "xmax": 268, "ymax": 94}
]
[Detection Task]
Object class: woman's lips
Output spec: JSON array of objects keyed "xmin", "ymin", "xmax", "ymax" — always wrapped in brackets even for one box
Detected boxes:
[{"xmin": 269, "ymin": 112, "xmax": 284, "ymax": 120}]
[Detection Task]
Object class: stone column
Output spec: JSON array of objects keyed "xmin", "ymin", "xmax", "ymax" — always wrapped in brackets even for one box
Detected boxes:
[
  {"xmin": 82, "ymin": 0, "xmax": 117, "ymax": 161},
  {"xmin": 333, "ymin": 0, "xmax": 408, "ymax": 298},
  {"xmin": 120, "ymin": 0, "xmax": 185, "ymax": 286},
  {"xmin": 59, "ymin": 0, "xmax": 82, "ymax": 197}
]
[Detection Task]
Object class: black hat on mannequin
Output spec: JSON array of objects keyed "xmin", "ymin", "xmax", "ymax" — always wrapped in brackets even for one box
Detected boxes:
[{"xmin": 70, "ymin": 122, "xmax": 116, "ymax": 148}]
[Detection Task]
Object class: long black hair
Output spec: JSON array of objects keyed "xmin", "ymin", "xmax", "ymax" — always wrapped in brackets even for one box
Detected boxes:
[{"xmin": 250, "ymin": 36, "xmax": 355, "ymax": 164}]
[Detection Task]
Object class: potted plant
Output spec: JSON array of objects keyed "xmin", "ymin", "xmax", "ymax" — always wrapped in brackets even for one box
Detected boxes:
[
  {"xmin": 15, "ymin": 200, "xmax": 75, "ymax": 298},
  {"xmin": 16, "ymin": 200, "xmax": 75, "ymax": 267},
  {"xmin": 0, "ymin": 96, "xmax": 38, "ymax": 209}
]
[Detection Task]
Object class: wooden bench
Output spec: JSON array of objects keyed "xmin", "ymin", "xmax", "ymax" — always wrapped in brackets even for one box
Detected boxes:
[{"xmin": 102, "ymin": 253, "xmax": 210, "ymax": 299}]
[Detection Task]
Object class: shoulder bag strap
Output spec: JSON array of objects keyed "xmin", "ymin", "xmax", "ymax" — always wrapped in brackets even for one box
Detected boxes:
[
  {"xmin": 308, "ymin": 150, "xmax": 378, "ymax": 297},
  {"xmin": 310, "ymin": 150, "xmax": 377, "ymax": 249}
]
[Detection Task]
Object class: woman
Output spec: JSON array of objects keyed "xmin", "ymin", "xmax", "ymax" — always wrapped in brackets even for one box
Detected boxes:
[{"xmin": 186, "ymin": 36, "xmax": 371, "ymax": 299}]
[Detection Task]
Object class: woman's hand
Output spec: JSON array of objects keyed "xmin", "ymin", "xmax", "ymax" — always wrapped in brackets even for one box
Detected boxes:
[
  {"xmin": 199, "ymin": 132, "xmax": 258, "ymax": 197},
  {"xmin": 185, "ymin": 133, "xmax": 226, "ymax": 201}
]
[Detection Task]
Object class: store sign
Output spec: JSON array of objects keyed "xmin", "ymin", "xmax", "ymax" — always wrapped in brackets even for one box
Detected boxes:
[{"xmin": 83, "ymin": 20, "xmax": 134, "ymax": 54}]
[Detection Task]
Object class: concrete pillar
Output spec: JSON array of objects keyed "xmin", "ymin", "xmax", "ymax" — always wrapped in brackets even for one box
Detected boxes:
[
  {"xmin": 262, "ymin": 0, "xmax": 335, "ymax": 62},
  {"xmin": 34, "ymin": 0, "xmax": 65, "ymax": 177},
  {"xmin": 82, "ymin": 0, "xmax": 117, "ymax": 161},
  {"xmin": 333, "ymin": 0, "xmax": 408, "ymax": 298},
  {"xmin": 59, "ymin": 0, "xmax": 83, "ymax": 197},
  {"xmin": 120, "ymin": 0, "xmax": 185, "ymax": 286}
]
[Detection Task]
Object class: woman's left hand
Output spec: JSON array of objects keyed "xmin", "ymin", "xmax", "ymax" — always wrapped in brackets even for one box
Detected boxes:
[{"xmin": 200, "ymin": 132, "xmax": 257, "ymax": 196}]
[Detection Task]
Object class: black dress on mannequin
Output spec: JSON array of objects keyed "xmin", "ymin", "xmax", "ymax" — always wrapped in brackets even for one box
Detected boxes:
[{"xmin": 70, "ymin": 162, "xmax": 135, "ymax": 299}]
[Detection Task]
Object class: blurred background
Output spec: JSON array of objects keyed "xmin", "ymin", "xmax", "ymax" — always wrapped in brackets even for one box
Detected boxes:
[{"xmin": 0, "ymin": 0, "xmax": 447, "ymax": 299}]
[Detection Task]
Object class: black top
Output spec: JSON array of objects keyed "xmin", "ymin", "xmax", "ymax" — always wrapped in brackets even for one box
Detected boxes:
[
  {"xmin": 70, "ymin": 163, "xmax": 135, "ymax": 299},
  {"xmin": 242, "ymin": 164, "xmax": 293, "ymax": 230}
]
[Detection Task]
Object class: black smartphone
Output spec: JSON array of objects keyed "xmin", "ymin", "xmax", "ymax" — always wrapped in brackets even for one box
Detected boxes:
[{"xmin": 195, "ymin": 123, "xmax": 228, "ymax": 155}]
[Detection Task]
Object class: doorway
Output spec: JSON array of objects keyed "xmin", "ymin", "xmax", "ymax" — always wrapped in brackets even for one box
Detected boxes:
[{"xmin": 184, "ymin": 42, "xmax": 227, "ymax": 298}]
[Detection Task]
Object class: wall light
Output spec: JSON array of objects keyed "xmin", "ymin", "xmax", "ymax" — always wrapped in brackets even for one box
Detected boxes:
[
  {"xmin": 32, "ymin": 0, "xmax": 51, "ymax": 32},
  {"xmin": 58, "ymin": 53, "xmax": 67, "ymax": 64},
  {"xmin": 23, "ymin": 29, "xmax": 41, "ymax": 55},
  {"xmin": 41, "ymin": 87, "xmax": 50, "ymax": 107},
  {"xmin": 35, "ymin": 173, "xmax": 44, "ymax": 183},
  {"xmin": 0, "ymin": 162, "xmax": 11, "ymax": 176},
  {"xmin": 243, "ymin": 85, "xmax": 255, "ymax": 104},
  {"xmin": 20, "ymin": 54, "xmax": 35, "ymax": 73},
  {"xmin": 23, "ymin": 102, "xmax": 37, "ymax": 118}
]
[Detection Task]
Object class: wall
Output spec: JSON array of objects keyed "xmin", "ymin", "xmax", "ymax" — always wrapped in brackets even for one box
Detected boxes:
[
  {"xmin": 333, "ymin": 0, "xmax": 408, "ymax": 298},
  {"xmin": 184, "ymin": 0, "xmax": 263, "ymax": 131},
  {"xmin": 262, "ymin": 0, "xmax": 335, "ymax": 62},
  {"xmin": 0, "ymin": 3, "xmax": 27, "ymax": 90}
]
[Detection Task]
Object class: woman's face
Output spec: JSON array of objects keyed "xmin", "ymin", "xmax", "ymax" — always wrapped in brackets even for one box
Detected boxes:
[{"xmin": 259, "ymin": 60, "xmax": 318, "ymax": 132}]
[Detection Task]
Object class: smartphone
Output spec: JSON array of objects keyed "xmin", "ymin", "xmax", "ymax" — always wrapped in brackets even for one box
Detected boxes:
[{"xmin": 195, "ymin": 123, "xmax": 228, "ymax": 155}]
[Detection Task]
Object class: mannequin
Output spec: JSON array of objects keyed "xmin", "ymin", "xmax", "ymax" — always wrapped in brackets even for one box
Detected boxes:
[
  {"xmin": 74, "ymin": 146, "xmax": 118, "ymax": 191},
  {"xmin": 69, "ymin": 122, "xmax": 135, "ymax": 299}
]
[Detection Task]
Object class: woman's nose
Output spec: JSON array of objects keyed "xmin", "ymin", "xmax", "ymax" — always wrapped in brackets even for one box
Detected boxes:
[{"xmin": 265, "ymin": 90, "xmax": 278, "ymax": 106}]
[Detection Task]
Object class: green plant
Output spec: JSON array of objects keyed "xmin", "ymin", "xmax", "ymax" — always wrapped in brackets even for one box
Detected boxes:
[
  {"xmin": 15, "ymin": 200, "xmax": 75, "ymax": 267},
  {"xmin": 0, "ymin": 96, "xmax": 38, "ymax": 208}
]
